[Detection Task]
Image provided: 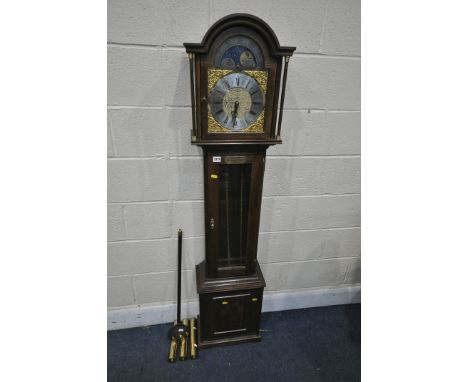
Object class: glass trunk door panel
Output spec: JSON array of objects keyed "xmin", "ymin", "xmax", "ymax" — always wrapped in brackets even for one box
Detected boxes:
[{"xmin": 217, "ymin": 164, "xmax": 251, "ymax": 269}]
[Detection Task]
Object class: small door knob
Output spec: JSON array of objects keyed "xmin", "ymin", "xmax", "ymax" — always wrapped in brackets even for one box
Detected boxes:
[{"xmin": 210, "ymin": 218, "xmax": 215, "ymax": 230}]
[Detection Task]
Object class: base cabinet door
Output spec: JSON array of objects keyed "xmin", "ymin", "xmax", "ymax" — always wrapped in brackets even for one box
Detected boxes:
[{"xmin": 199, "ymin": 288, "xmax": 263, "ymax": 342}]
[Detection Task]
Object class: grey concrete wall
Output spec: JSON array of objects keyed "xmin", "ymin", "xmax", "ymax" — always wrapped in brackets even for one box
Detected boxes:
[{"xmin": 108, "ymin": 0, "xmax": 361, "ymax": 310}]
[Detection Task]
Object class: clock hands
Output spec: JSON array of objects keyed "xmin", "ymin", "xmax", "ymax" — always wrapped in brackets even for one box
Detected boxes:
[{"xmin": 231, "ymin": 101, "xmax": 239, "ymax": 128}]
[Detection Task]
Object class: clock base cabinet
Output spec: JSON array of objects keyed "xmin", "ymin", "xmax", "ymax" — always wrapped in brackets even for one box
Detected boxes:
[{"xmin": 196, "ymin": 261, "xmax": 265, "ymax": 348}]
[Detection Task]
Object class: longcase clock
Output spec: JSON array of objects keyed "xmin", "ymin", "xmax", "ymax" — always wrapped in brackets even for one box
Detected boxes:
[{"xmin": 184, "ymin": 14, "xmax": 295, "ymax": 348}]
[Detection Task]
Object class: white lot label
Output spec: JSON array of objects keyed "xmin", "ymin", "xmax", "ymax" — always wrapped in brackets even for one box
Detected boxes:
[{"xmin": 213, "ymin": 156, "xmax": 221, "ymax": 163}]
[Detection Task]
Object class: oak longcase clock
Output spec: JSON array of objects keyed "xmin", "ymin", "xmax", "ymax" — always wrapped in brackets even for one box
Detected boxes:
[{"xmin": 184, "ymin": 14, "xmax": 295, "ymax": 348}]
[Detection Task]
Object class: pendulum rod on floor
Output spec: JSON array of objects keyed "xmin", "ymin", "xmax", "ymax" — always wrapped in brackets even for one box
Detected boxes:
[{"xmin": 177, "ymin": 229, "xmax": 182, "ymax": 323}]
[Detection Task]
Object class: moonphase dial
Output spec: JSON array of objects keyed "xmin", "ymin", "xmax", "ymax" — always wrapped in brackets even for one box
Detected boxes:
[
  {"xmin": 214, "ymin": 35, "xmax": 264, "ymax": 69},
  {"xmin": 209, "ymin": 72, "xmax": 265, "ymax": 131}
]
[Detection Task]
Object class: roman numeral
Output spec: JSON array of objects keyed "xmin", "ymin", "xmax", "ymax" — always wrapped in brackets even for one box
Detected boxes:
[
  {"xmin": 223, "ymin": 116, "xmax": 229, "ymax": 125},
  {"xmin": 236, "ymin": 77, "xmax": 240, "ymax": 86},
  {"xmin": 250, "ymin": 89, "xmax": 259, "ymax": 95}
]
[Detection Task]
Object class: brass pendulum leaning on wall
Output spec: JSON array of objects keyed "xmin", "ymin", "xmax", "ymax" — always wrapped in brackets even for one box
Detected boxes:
[{"xmin": 167, "ymin": 230, "xmax": 198, "ymax": 362}]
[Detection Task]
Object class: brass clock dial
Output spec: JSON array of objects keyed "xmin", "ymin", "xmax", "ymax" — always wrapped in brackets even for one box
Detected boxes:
[{"xmin": 208, "ymin": 71, "xmax": 266, "ymax": 132}]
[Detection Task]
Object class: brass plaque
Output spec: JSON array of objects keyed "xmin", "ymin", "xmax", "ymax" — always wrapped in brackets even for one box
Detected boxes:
[{"xmin": 224, "ymin": 156, "xmax": 247, "ymax": 164}]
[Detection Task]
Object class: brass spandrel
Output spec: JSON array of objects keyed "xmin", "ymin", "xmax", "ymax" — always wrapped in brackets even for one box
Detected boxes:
[
  {"xmin": 241, "ymin": 110, "xmax": 265, "ymax": 133},
  {"xmin": 208, "ymin": 69, "xmax": 233, "ymax": 92},
  {"xmin": 207, "ymin": 112, "xmax": 232, "ymax": 133},
  {"xmin": 244, "ymin": 70, "xmax": 268, "ymax": 95}
]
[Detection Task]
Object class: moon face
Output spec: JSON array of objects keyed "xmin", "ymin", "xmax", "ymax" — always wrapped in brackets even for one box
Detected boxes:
[
  {"xmin": 220, "ymin": 57, "xmax": 235, "ymax": 68},
  {"xmin": 240, "ymin": 51, "xmax": 253, "ymax": 64}
]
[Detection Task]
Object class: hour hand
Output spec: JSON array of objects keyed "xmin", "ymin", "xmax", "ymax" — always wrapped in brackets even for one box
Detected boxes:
[{"xmin": 231, "ymin": 101, "xmax": 239, "ymax": 127}]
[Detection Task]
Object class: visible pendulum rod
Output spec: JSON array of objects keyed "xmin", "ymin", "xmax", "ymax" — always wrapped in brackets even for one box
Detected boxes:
[{"xmin": 177, "ymin": 229, "xmax": 182, "ymax": 323}]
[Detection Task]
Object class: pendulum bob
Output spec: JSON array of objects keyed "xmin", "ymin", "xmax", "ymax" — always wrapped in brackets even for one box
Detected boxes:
[
  {"xmin": 169, "ymin": 321, "xmax": 189, "ymax": 342},
  {"xmin": 168, "ymin": 319, "xmax": 189, "ymax": 363}
]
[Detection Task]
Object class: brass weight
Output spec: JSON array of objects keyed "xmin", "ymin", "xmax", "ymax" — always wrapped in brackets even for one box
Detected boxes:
[
  {"xmin": 168, "ymin": 321, "xmax": 178, "ymax": 363},
  {"xmin": 179, "ymin": 319, "xmax": 189, "ymax": 360},
  {"xmin": 189, "ymin": 318, "xmax": 197, "ymax": 359}
]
